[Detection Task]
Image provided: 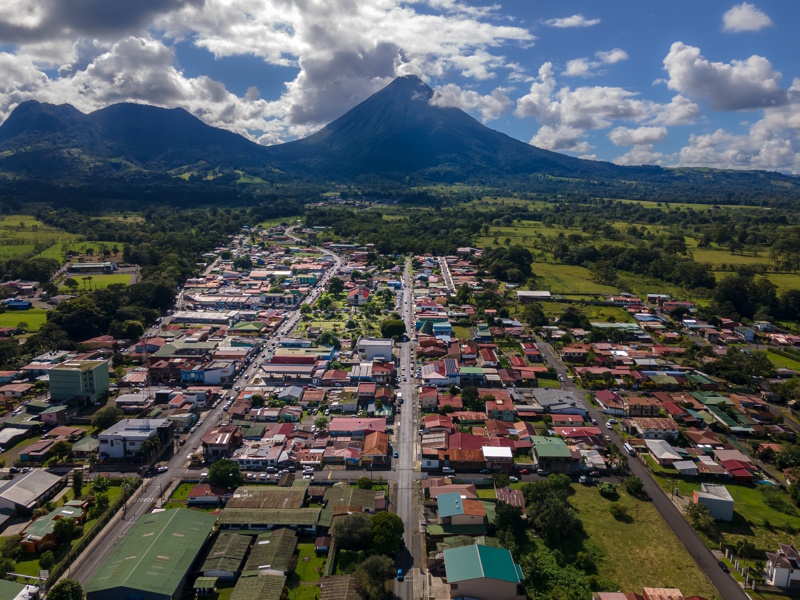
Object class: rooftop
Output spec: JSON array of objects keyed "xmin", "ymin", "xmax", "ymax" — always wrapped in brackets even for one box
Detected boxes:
[{"xmin": 443, "ymin": 544, "xmax": 523, "ymax": 584}]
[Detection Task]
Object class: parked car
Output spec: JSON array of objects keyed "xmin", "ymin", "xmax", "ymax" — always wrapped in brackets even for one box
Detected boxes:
[
  {"xmin": 606, "ymin": 422, "xmax": 613, "ymax": 430},
  {"xmin": 156, "ymin": 465, "xmax": 168, "ymax": 474},
  {"xmin": 518, "ymin": 468, "xmax": 529, "ymax": 475},
  {"xmin": 509, "ymin": 476, "xmax": 519, "ymax": 483},
  {"xmin": 396, "ymin": 569, "xmax": 404, "ymax": 582},
  {"xmin": 9, "ymin": 467, "xmax": 20, "ymax": 474},
  {"xmin": 718, "ymin": 561, "xmax": 729, "ymax": 573},
  {"xmin": 394, "ymin": 451, "xmax": 399, "ymax": 459}
]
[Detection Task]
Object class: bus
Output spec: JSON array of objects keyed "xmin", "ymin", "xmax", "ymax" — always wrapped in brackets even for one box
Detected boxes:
[{"xmin": 623, "ymin": 442, "xmax": 635, "ymax": 456}]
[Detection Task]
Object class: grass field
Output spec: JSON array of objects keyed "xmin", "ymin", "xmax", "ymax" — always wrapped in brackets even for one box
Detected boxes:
[
  {"xmin": 571, "ymin": 485, "xmax": 718, "ymax": 598},
  {"xmin": 538, "ymin": 302, "xmax": 632, "ymax": 323},
  {"xmin": 692, "ymin": 247, "xmax": 770, "ymax": 267},
  {"xmin": 170, "ymin": 482, "xmax": 195, "ymax": 501},
  {"xmin": 529, "ymin": 262, "xmax": 618, "ymax": 295},
  {"xmin": 0, "ymin": 215, "xmax": 81, "ymax": 259},
  {"xmin": 767, "ymin": 352, "xmax": 800, "ymax": 371},
  {"xmin": 295, "ymin": 543, "xmax": 325, "ymax": 582},
  {"xmin": 60, "ymin": 273, "xmax": 133, "ymax": 290},
  {"xmin": 614, "ymin": 199, "xmax": 765, "ymax": 212},
  {"xmin": 36, "ymin": 240, "xmax": 124, "ymax": 263},
  {"xmin": 475, "ymin": 487, "xmax": 496, "ymax": 499},
  {"xmin": 0, "ymin": 308, "xmax": 48, "ymax": 332}
]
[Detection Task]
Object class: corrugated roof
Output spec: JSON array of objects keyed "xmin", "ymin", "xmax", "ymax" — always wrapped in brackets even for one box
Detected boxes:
[
  {"xmin": 218, "ymin": 508, "xmax": 320, "ymax": 527},
  {"xmin": 0, "ymin": 469, "xmax": 62, "ymax": 509},
  {"xmin": 85, "ymin": 509, "xmax": 217, "ymax": 598},
  {"xmin": 230, "ymin": 574, "xmax": 286, "ymax": 600},
  {"xmin": 241, "ymin": 529, "xmax": 297, "ymax": 576},
  {"xmin": 200, "ymin": 533, "xmax": 251, "ymax": 574},
  {"xmin": 443, "ymin": 544, "xmax": 522, "ymax": 584}
]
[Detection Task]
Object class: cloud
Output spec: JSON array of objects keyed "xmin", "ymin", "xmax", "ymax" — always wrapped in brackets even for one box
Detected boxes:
[
  {"xmin": 663, "ymin": 42, "xmax": 787, "ymax": 110},
  {"xmin": 430, "ymin": 83, "xmax": 512, "ymax": 121},
  {"xmin": 609, "ymin": 126, "xmax": 668, "ymax": 146},
  {"xmin": 0, "ymin": 0, "xmax": 203, "ymax": 43},
  {"xmin": 722, "ymin": 2, "xmax": 773, "ymax": 33},
  {"xmin": 516, "ymin": 61, "xmax": 698, "ymax": 153},
  {"xmin": 544, "ymin": 14, "xmax": 600, "ymax": 28},
  {"xmin": 564, "ymin": 48, "xmax": 628, "ymax": 78},
  {"xmin": 613, "ymin": 145, "xmax": 668, "ymax": 166}
]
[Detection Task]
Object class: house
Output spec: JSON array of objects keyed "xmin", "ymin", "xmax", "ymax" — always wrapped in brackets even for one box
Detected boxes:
[
  {"xmin": 346, "ymin": 286, "xmax": 370, "ymax": 306},
  {"xmin": 361, "ymin": 431, "xmax": 389, "ymax": 466},
  {"xmin": 201, "ymin": 425, "xmax": 243, "ymax": 461},
  {"xmin": 496, "ymin": 486, "xmax": 526, "ymax": 514},
  {"xmin": 188, "ymin": 484, "xmax": 231, "ymax": 507},
  {"xmin": 765, "ymin": 544, "xmax": 800, "ymax": 589},
  {"xmin": 530, "ymin": 436, "xmax": 576, "ymax": 474},
  {"xmin": 98, "ymin": 418, "xmax": 174, "ymax": 460},
  {"xmin": 630, "ymin": 417, "xmax": 679, "ymax": 440},
  {"xmin": 443, "ymin": 544, "xmax": 525, "ymax": 600},
  {"xmin": 481, "ymin": 389, "xmax": 515, "ymax": 422},
  {"xmin": 482, "ymin": 446, "xmax": 513, "ymax": 471},
  {"xmin": 20, "ymin": 500, "xmax": 88, "ymax": 552},
  {"xmin": 437, "ymin": 492, "xmax": 486, "ymax": 526},
  {"xmin": 328, "ymin": 418, "xmax": 385, "ymax": 437},
  {"xmin": 644, "ymin": 439, "xmax": 682, "ymax": 466},
  {"xmin": 692, "ymin": 484, "xmax": 734, "ymax": 522},
  {"xmin": 423, "ymin": 414, "xmax": 455, "ymax": 434}
]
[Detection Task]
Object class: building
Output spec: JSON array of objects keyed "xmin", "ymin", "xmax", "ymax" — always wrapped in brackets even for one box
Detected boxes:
[
  {"xmin": 85, "ymin": 509, "xmax": 217, "ymax": 600},
  {"xmin": 443, "ymin": 544, "xmax": 525, "ymax": 600},
  {"xmin": 199, "ymin": 532, "xmax": 251, "ymax": 580},
  {"xmin": 766, "ymin": 543, "xmax": 800, "ymax": 589},
  {"xmin": 356, "ymin": 337, "xmax": 394, "ymax": 362},
  {"xmin": 530, "ymin": 436, "xmax": 576, "ymax": 474},
  {"xmin": 48, "ymin": 360, "xmax": 110, "ymax": 405},
  {"xmin": 516, "ymin": 291, "xmax": 551, "ymax": 303},
  {"xmin": 0, "ymin": 469, "xmax": 64, "ymax": 515},
  {"xmin": 437, "ymin": 493, "xmax": 486, "ymax": 526},
  {"xmin": 201, "ymin": 425, "xmax": 243, "ymax": 461},
  {"xmin": 692, "ymin": 484, "xmax": 734, "ymax": 522},
  {"xmin": 98, "ymin": 418, "xmax": 174, "ymax": 460}
]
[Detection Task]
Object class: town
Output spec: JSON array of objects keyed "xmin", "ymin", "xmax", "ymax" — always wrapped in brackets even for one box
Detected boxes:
[{"xmin": 0, "ymin": 216, "xmax": 798, "ymax": 600}]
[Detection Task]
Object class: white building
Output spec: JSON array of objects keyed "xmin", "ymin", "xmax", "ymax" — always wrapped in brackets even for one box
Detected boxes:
[
  {"xmin": 356, "ymin": 337, "xmax": 394, "ymax": 362},
  {"xmin": 766, "ymin": 544, "xmax": 800, "ymax": 588},
  {"xmin": 98, "ymin": 418, "xmax": 173, "ymax": 460},
  {"xmin": 692, "ymin": 483, "xmax": 734, "ymax": 522}
]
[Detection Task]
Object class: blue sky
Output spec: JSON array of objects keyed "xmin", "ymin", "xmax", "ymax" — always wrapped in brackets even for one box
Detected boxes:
[{"xmin": 0, "ymin": 1, "xmax": 798, "ymax": 172}]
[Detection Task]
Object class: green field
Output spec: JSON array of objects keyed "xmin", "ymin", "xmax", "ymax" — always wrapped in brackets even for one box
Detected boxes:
[
  {"xmin": 571, "ymin": 485, "xmax": 718, "ymax": 598},
  {"xmin": 36, "ymin": 240, "xmax": 123, "ymax": 263},
  {"xmin": 295, "ymin": 543, "xmax": 325, "ymax": 582},
  {"xmin": 0, "ymin": 215, "xmax": 81, "ymax": 259},
  {"xmin": 767, "ymin": 352, "xmax": 800, "ymax": 371},
  {"xmin": 0, "ymin": 308, "xmax": 48, "ymax": 332},
  {"xmin": 692, "ymin": 247, "xmax": 770, "ymax": 267},
  {"xmin": 60, "ymin": 273, "xmax": 133, "ymax": 290}
]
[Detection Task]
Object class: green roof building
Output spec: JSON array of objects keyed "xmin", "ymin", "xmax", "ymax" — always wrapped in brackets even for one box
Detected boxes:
[
  {"xmin": 199, "ymin": 533, "xmax": 252, "ymax": 580},
  {"xmin": 0, "ymin": 579, "xmax": 28, "ymax": 600},
  {"xmin": 230, "ymin": 574, "xmax": 286, "ymax": 600},
  {"xmin": 48, "ymin": 360, "xmax": 110, "ymax": 405},
  {"xmin": 529, "ymin": 436, "xmax": 576, "ymax": 474},
  {"xmin": 443, "ymin": 544, "xmax": 525, "ymax": 600},
  {"xmin": 241, "ymin": 529, "xmax": 298, "ymax": 576},
  {"xmin": 85, "ymin": 509, "xmax": 217, "ymax": 600}
]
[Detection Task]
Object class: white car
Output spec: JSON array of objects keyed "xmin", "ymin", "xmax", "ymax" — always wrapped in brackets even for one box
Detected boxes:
[{"xmin": 156, "ymin": 465, "xmax": 168, "ymax": 473}]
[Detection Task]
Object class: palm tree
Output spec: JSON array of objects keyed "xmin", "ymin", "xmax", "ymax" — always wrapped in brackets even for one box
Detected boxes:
[{"xmin": 141, "ymin": 436, "xmax": 162, "ymax": 458}]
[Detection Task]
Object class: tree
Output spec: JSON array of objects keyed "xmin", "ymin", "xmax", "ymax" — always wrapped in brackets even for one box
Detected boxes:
[
  {"xmin": 54, "ymin": 517, "xmax": 76, "ymax": 544},
  {"xmin": 371, "ymin": 511, "xmax": 404, "ymax": 555},
  {"xmin": 316, "ymin": 294, "xmax": 334, "ymax": 311},
  {"xmin": 357, "ymin": 476, "xmax": 373, "ymax": 490},
  {"xmin": 72, "ymin": 469, "xmax": 83, "ymax": 498},
  {"xmin": 597, "ymin": 482, "xmax": 618, "ymax": 499},
  {"xmin": 624, "ymin": 475, "xmax": 644, "ymax": 498},
  {"xmin": 92, "ymin": 476, "xmax": 109, "ymax": 494},
  {"xmin": 380, "ymin": 319, "xmax": 405, "ymax": 339},
  {"xmin": 92, "ymin": 406, "xmax": 123, "ymax": 431},
  {"xmin": 208, "ymin": 459, "xmax": 245, "ymax": 489},
  {"xmin": 64, "ymin": 278, "xmax": 79, "ymax": 291},
  {"xmin": 51, "ymin": 440, "xmax": 73, "ymax": 463},
  {"xmin": 0, "ymin": 557, "xmax": 14, "ymax": 580},
  {"xmin": 15, "ymin": 321, "xmax": 29, "ymax": 334},
  {"xmin": 250, "ymin": 393, "xmax": 265, "ymax": 408},
  {"xmin": 685, "ymin": 502, "xmax": 714, "ymax": 533},
  {"xmin": 461, "ymin": 386, "xmax": 479, "ymax": 411},
  {"xmin": 521, "ymin": 303, "xmax": 547, "ymax": 327},
  {"xmin": 317, "ymin": 331, "xmax": 341, "ymax": 350},
  {"xmin": 314, "ymin": 416, "xmax": 329, "ymax": 431},
  {"xmin": 328, "ymin": 277, "xmax": 344, "ymax": 295},
  {"xmin": 1, "ymin": 535, "xmax": 20, "ymax": 561},
  {"xmin": 330, "ymin": 513, "xmax": 372, "ymax": 550},
  {"xmin": 353, "ymin": 554, "xmax": 395, "ymax": 600},
  {"xmin": 39, "ymin": 550, "xmax": 55, "ymax": 570},
  {"xmin": 47, "ymin": 579, "xmax": 84, "ymax": 600},
  {"xmin": 140, "ymin": 435, "xmax": 161, "ymax": 458},
  {"xmin": 535, "ymin": 495, "xmax": 578, "ymax": 546}
]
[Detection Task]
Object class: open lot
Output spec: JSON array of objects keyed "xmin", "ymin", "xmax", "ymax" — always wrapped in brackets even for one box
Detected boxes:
[
  {"xmin": 60, "ymin": 273, "xmax": 133, "ymax": 290},
  {"xmin": 0, "ymin": 215, "xmax": 81, "ymax": 259},
  {"xmin": 571, "ymin": 484, "xmax": 719, "ymax": 598},
  {"xmin": 0, "ymin": 308, "xmax": 49, "ymax": 332}
]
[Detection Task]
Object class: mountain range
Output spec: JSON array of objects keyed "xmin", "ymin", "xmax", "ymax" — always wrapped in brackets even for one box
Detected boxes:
[{"xmin": 0, "ymin": 75, "xmax": 797, "ymax": 202}]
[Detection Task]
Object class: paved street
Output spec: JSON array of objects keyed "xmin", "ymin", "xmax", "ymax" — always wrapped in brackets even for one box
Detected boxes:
[
  {"xmin": 395, "ymin": 258, "xmax": 419, "ymax": 599},
  {"xmin": 534, "ymin": 337, "xmax": 748, "ymax": 600}
]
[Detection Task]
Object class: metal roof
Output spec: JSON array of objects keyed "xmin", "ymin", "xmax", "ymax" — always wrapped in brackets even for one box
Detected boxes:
[
  {"xmin": 200, "ymin": 533, "xmax": 251, "ymax": 574},
  {"xmin": 443, "ymin": 544, "xmax": 523, "ymax": 584},
  {"xmin": 230, "ymin": 574, "xmax": 286, "ymax": 600},
  {"xmin": 85, "ymin": 509, "xmax": 216, "ymax": 598},
  {"xmin": 0, "ymin": 469, "xmax": 62, "ymax": 509},
  {"xmin": 218, "ymin": 508, "xmax": 320, "ymax": 527},
  {"xmin": 241, "ymin": 529, "xmax": 297, "ymax": 576}
]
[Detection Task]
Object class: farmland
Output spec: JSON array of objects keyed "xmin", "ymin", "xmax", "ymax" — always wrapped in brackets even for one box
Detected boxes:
[{"xmin": 0, "ymin": 215, "xmax": 82, "ymax": 259}]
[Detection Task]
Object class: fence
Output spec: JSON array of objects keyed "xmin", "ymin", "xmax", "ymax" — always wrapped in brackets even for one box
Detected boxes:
[{"xmin": 45, "ymin": 477, "xmax": 142, "ymax": 586}]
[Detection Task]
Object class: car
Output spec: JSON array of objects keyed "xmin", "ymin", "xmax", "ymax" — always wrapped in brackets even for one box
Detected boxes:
[
  {"xmin": 579, "ymin": 475, "xmax": 588, "ymax": 484},
  {"xmin": 311, "ymin": 426, "xmax": 317, "ymax": 433},
  {"xmin": 156, "ymin": 465, "xmax": 168, "ymax": 473},
  {"xmin": 396, "ymin": 569, "xmax": 404, "ymax": 581},
  {"xmin": 509, "ymin": 476, "xmax": 519, "ymax": 483},
  {"xmin": 235, "ymin": 386, "xmax": 241, "ymax": 391},
  {"xmin": 605, "ymin": 435, "xmax": 612, "ymax": 442},
  {"xmin": 20, "ymin": 467, "xmax": 31, "ymax": 473},
  {"xmin": 479, "ymin": 468, "xmax": 491, "ymax": 474},
  {"xmin": 179, "ymin": 438, "xmax": 186, "ymax": 446},
  {"xmin": 190, "ymin": 426, "xmax": 197, "ymax": 433},
  {"xmin": 259, "ymin": 473, "xmax": 268, "ymax": 480},
  {"xmin": 201, "ymin": 471, "xmax": 208, "ymax": 479},
  {"xmin": 608, "ymin": 418, "xmax": 618, "ymax": 424},
  {"xmin": 394, "ymin": 451, "xmax": 399, "ymax": 459},
  {"xmin": 518, "ymin": 468, "xmax": 529, "ymax": 475},
  {"xmin": 558, "ymin": 375, "xmax": 565, "ymax": 382},
  {"xmin": 197, "ymin": 420, "xmax": 203, "ymax": 426},
  {"xmin": 606, "ymin": 422, "xmax": 613, "ymax": 430},
  {"xmin": 442, "ymin": 467, "xmax": 455, "ymax": 475},
  {"xmin": 302, "ymin": 474, "xmax": 313, "ymax": 480},
  {"xmin": 247, "ymin": 473, "xmax": 256, "ymax": 480},
  {"xmin": 591, "ymin": 418, "xmax": 598, "ymax": 424},
  {"xmin": 718, "ymin": 561, "xmax": 729, "ymax": 573},
  {"xmin": 537, "ymin": 469, "xmax": 548, "ymax": 476},
  {"xmin": 186, "ymin": 454, "xmax": 193, "ymax": 460},
  {"xmin": 8, "ymin": 467, "xmax": 20, "ymax": 474}
]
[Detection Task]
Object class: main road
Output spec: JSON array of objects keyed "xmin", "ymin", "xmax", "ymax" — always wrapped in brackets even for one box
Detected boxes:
[
  {"xmin": 534, "ymin": 337, "xmax": 748, "ymax": 600},
  {"xmin": 394, "ymin": 258, "xmax": 419, "ymax": 600}
]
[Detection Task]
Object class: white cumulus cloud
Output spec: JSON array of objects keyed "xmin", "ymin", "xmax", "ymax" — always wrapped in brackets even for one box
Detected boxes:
[
  {"xmin": 544, "ymin": 14, "xmax": 600, "ymax": 28},
  {"xmin": 564, "ymin": 48, "xmax": 628, "ymax": 78},
  {"xmin": 609, "ymin": 126, "xmax": 668, "ymax": 146},
  {"xmin": 663, "ymin": 42, "xmax": 787, "ymax": 110},
  {"xmin": 430, "ymin": 83, "xmax": 512, "ymax": 121},
  {"xmin": 723, "ymin": 3, "xmax": 773, "ymax": 33}
]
